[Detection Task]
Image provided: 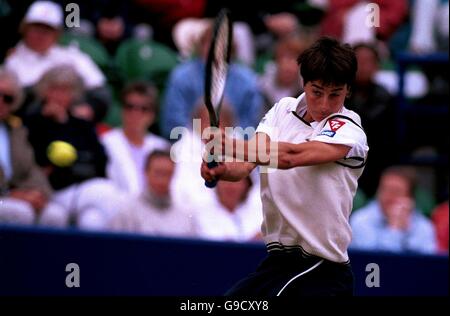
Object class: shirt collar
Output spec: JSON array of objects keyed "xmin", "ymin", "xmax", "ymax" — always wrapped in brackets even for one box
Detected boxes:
[
  {"xmin": 286, "ymin": 93, "xmax": 306, "ymax": 113},
  {"xmin": 287, "ymin": 92, "xmax": 347, "ymax": 126}
]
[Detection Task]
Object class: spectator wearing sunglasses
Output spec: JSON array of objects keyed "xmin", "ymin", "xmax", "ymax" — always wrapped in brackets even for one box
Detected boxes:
[
  {"xmin": 0, "ymin": 91, "xmax": 16, "ymax": 107},
  {"xmin": 0, "ymin": 67, "xmax": 65, "ymax": 226},
  {"xmin": 100, "ymin": 81, "xmax": 169, "ymax": 195}
]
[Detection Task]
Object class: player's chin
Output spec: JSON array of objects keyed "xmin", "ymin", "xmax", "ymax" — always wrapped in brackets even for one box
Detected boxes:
[{"xmin": 315, "ymin": 115, "xmax": 327, "ymax": 122}]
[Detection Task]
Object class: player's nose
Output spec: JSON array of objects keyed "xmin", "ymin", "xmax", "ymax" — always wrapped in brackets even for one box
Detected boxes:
[{"xmin": 319, "ymin": 100, "xmax": 330, "ymax": 116}]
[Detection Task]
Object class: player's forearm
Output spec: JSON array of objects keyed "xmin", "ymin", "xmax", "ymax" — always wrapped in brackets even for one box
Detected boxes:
[
  {"xmin": 236, "ymin": 140, "xmax": 314, "ymax": 168},
  {"xmin": 228, "ymin": 135, "xmax": 272, "ymax": 166},
  {"xmin": 226, "ymin": 138, "xmax": 350, "ymax": 169},
  {"xmin": 273, "ymin": 141, "xmax": 351, "ymax": 168},
  {"xmin": 271, "ymin": 141, "xmax": 350, "ymax": 169},
  {"xmin": 225, "ymin": 137, "xmax": 299, "ymax": 168}
]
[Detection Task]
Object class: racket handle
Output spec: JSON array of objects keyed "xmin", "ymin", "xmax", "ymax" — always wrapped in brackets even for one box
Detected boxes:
[{"xmin": 205, "ymin": 160, "xmax": 218, "ymax": 188}]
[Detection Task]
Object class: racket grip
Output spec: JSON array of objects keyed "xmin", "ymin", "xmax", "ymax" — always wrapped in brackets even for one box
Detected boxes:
[{"xmin": 205, "ymin": 160, "xmax": 218, "ymax": 188}]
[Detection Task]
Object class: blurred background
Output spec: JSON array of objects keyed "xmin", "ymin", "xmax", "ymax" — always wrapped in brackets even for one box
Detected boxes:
[{"xmin": 0, "ymin": 0, "xmax": 448, "ymax": 296}]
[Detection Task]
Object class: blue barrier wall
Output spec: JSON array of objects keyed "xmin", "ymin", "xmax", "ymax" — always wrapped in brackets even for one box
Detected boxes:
[{"xmin": 0, "ymin": 225, "xmax": 447, "ymax": 296}]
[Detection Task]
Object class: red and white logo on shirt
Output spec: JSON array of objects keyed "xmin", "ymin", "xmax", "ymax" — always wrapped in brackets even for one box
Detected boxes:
[{"xmin": 329, "ymin": 119, "xmax": 346, "ymax": 131}]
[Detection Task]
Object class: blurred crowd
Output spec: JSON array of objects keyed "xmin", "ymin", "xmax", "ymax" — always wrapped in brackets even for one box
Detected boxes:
[{"xmin": 0, "ymin": 0, "xmax": 448, "ymax": 255}]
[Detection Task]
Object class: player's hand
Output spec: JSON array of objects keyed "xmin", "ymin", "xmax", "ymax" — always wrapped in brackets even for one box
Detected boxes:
[
  {"xmin": 200, "ymin": 160, "xmax": 227, "ymax": 183},
  {"xmin": 204, "ymin": 126, "xmax": 233, "ymax": 158}
]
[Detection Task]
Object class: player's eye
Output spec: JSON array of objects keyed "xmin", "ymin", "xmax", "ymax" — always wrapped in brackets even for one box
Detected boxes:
[{"xmin": 313, "ymin": 91, "xmax": 322, "ymax": 97}]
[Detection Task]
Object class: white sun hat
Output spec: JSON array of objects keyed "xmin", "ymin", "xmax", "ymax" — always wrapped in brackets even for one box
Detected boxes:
[
  {"xmin": 172, "ymin": 18, "xmax": 211, "ymax": 59},
  {"xmin": 23, "ymin": 1, "xmax": 63, "ymax": 29}
]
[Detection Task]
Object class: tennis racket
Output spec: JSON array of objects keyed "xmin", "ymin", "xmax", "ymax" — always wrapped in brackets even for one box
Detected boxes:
[{"xmin": 204, "ymin": 9, "xmax": 233, "ymax": 188}]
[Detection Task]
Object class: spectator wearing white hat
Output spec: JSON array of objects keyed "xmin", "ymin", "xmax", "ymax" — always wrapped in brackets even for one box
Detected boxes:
[{"xmin": 4, "ymin": 1, "xmax": 111, "ymax": 123}]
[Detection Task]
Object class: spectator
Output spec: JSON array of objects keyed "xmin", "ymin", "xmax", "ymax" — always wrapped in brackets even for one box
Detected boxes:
[
  {"xmin": 431, "ymin": 201, "xmax": 449, "ymax": 254},
  {"xmin": 95, "ymin": 5, "xmax": 129, "ymax": 57},
  {"xmin": 4, "ymin": 1, "xmax": 111, "ymax": 123},
  {"xmin": 101, "ymin": 81, "xmax": 169, "ymax": 194},
  {"xmin": 170, "ymin": 101, "xmax": 238, "ymax": 212},
  {"xmin": 319, "ymin": 0, "xmax": 408, "ymax": 45},
  {"xmin": 408, "ymin": 0, "xmax": 449, "ymax": 54},
  {"xmin": 0, "ymin": 67, "xmax": 64, "ymax": 226},
  {"xmin": 130, "ymin": 0, "xmax": 207, "ymax": 49},
  {"xmin": 407, "ymin": 0, "xmax": 449, "ymax": 112},
  {"xmin": 204, "ymin": 0, "xmax": 324, "ymax": 55},
  {"xmin": 109, "ymin": 150, "xmax": 197, "ymax": 237},
  {"xmin": 350, "ymin": 166, "xmax": 437, "ymax": 254},
  {"xmin": 195, "ymin": 176, "xmax": 263, "ymax": 242},
  {"xmin": 160, "ymin": 20, "xmax": 264, "ymax": 139},
  {"xmin": 23, "ymin": 65, "xmax": 121, "ymax": 230},
  {"xmin": 346, "ymin": 42, "xmax": 397, "ymax": 198},
  {"xmin": 258, "ymin": 32, "xmax": 311, "ymax": 111},
  {"xmin": 172, "ymin": 17, "xmax": 256, "ymax": 67}
]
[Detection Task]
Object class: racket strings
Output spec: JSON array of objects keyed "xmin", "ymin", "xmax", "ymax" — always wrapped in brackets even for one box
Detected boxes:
[{"xmin": 210, "ymin": 18, "xmax": 230, "ymax": 110}]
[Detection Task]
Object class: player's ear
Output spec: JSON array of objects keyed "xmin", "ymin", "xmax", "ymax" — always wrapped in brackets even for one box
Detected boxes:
[
  {"xmin": 299, "ymin": 74, "xmax": 304, "ymax": 89},
  {"xmin": 346, "ymin": 86, "xmax": 352, "ymax": 98}
]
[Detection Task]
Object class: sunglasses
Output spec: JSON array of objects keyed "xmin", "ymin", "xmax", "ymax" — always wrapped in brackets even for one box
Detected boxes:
[
  {"xmin": 0, "ymin": 92, "xmax": 15, "ymax": 105},
  {"xmin": 123, "ymin": 103, "xmax": 153, "ymax": 113}
]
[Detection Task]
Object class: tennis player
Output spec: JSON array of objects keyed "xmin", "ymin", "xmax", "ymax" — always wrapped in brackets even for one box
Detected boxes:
[{"xmin": 201, "ymin": 36, "xmax": 369, "ymax": 296}]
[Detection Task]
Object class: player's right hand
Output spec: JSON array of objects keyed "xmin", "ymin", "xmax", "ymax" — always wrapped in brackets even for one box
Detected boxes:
[{"xmin": 200, "ymin": 161, "xmax": 227, "ymax": 183}]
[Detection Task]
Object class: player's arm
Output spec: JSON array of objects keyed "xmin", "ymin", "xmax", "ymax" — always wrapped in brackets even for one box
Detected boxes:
[
  {"xmin": 200, "ymin": 131, "xmax": 266, "ymax": 182},
  {"xmin": 201, "ymin": 160, "xmax": 256, "ymax": 183},
  {"xmin": 221, "ymin": 132, "xmax": 350, "ymax": 169},
  {"xmin": 271, "ymin": 141, "xmax": 351, "ymax": 169}
]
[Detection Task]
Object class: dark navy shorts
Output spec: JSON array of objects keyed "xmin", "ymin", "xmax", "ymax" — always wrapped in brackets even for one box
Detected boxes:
[{"xmin": 225, "ymin": 248, "xmax": 354, "ymax": 297}]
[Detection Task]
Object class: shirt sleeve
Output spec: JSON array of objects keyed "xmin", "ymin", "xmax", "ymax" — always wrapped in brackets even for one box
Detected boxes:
[
  {"xmin": 255, "ymin": 97, "xmax": 295, "ymax": 140},
  {"xmin": 312, "ymin": 115, "xmax": 369, "ymax": 168}
]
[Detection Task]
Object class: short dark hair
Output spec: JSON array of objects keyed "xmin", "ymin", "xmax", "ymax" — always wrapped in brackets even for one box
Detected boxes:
[
  {"xmin": 297, "ymin": 36, "xmax": 357, "ymax": 88},
  {"xmin": 121, "ymin": 81, "xmax": 158, "ymax": 111},
  {"xmin": 144, "ymin": 149, "xmax": 172, "ymax": 170}
]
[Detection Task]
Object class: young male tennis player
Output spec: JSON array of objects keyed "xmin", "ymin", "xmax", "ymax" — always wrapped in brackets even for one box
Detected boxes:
[{"xmin": 201, "ymin": 36, "xmax": 369, "ymax": 296}]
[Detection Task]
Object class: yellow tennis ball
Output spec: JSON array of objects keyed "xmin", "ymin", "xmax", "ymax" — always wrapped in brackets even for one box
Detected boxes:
[{"xmin": 47, "ymin": 141, "xmax": 77, "ymax": 167}]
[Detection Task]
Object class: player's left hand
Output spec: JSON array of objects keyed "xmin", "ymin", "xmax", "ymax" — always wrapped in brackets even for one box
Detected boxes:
[{"xmin": 200, "ymin": 160, "xmax": 227, "ymax": 182}]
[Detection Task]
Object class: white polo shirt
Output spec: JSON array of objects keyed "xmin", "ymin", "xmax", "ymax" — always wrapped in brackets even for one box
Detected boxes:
[{"xmin": 256, "ymin": 93, "xmax": 369, "ymax": 263}]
